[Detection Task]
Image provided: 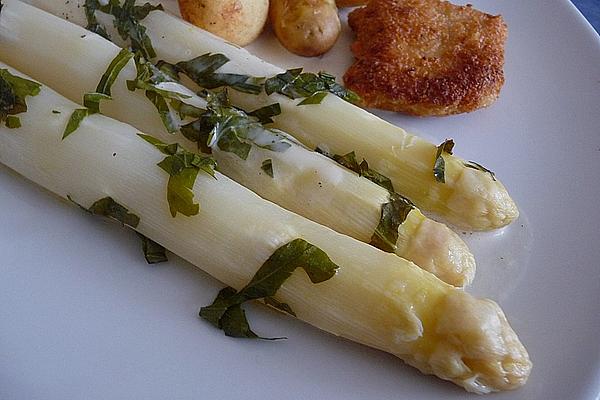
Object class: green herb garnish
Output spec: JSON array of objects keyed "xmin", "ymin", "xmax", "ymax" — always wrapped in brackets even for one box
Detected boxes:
[
  {"xmin": 88, "ymin": 196, "xmax": 141, "ymax": 227},
  {"xmin": 316, "ymin": 148, "xmax": 394, "ymax": 192},
  {"xmin": 200, "ymin": 238, "xmax": 339, "ymax": 339},
  {"xmin": 464, "ymin": 160, "xmax": 496, "ymax": 181},
  {"xmin": 265, "ymin": 69, "xmax": 360, "ymax": 106},
  {"xmin": 180, "ymin": 90, "xmax": 291, "ymax": 160},
  {"xmin": 370, "ymin": 193, "xmax": 414, "ymax": 253},
  {"xmin": 5, "ymin": 116, "xmax": 21, "ymax": 129},
  {"xmin": 68, "ymin": 195, "xmax": 168, "ymax": 264},
  {"xmin": 0, "ymin": 69, "xmax": 41, "ymax": 129},
  {"xmin": 139, "ymin": 134, "xmax": 217, "ymax": 217},
  {"xmin": 84, "ymin": 0, "xmax": 163, "ymax": 59},
  {"xmin": 263, "ymin": 297, "xmax": 296, "ymax": 317},
  {"xmin": 63, "ymin": 49, "xmax": 133, "ymax": 139},
  {"xmin": 247, "ymin": 103, "xmax": 281, "ymax": 124},
  {"xmin": 137, "ymin": 233, "xmax": 168, "ymax": 264},
  {"xmin": 127, "ymin": 56, "xmax": 195, "ymax": 133},
  {"xmin": 63, "ymin": 108, "xmax": 89, "ymax": 139},
  {"xmin": 433, "ymin": 139, "xmax": 455, "ymax": 183},
  {"xmin": 261, "ymin": 159, "xmax": 274, "ymax": 178},
  {"xmin": 172, "ymin": 53, "xmax": 264, "ymax": 95}
]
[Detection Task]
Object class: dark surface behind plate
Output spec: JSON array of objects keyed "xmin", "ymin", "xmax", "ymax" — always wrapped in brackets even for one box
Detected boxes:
[{"xmin": 572, "ymin": 0, "xmax": 600, "ymax": 32}]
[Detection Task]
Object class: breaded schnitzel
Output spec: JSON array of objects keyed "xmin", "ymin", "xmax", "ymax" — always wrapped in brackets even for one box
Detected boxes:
[{"xmin": 343, "ymin": 0, "xmax": 507, "ymax": 116}]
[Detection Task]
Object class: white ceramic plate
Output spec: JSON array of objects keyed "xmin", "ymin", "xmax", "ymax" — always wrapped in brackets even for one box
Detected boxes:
[{"xmin": 1, "ymin": 1, "xmax": 599, "ymax": 399}]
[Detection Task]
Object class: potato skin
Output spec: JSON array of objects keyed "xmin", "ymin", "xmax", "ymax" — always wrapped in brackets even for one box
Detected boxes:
[
  {"xmin": 336, "ymin": 0, "xmax": 368, "ymax": 7},
  {"xmin": 178, "ymin": 0, "xmax": 269, "ymax": 47},
  {"xmin": 270, "ymin": 0, "xmax": 341, "ymax": 57}
]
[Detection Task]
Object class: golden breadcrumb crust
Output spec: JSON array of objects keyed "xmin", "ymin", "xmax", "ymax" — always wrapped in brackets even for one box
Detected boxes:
[{"xmin": 343, "ymin": 0, "xmax": 508, "ymax": 116}]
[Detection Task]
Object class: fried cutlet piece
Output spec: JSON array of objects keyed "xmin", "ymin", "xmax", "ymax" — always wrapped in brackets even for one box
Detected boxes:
[{"xmin": 343, "ymin": 0, "xmax": 508, "ymax": 116}]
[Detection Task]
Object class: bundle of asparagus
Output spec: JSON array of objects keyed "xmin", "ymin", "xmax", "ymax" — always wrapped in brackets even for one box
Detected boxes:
[
  {"xmin": 0, "ymin": 0, "xmax": 475, "ymax": 286},
  {"xmin": 22, "ymin": 0, "xmax": 519, "ymax": 231}
]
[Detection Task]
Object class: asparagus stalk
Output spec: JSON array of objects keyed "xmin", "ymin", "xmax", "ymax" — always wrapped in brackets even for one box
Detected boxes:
[
  {"xmin": 0, "ymin": 60, "xmax": 530, "ymax": 393},
  {"xmin": 0, "ymin": 0, "xmax": 475, "ymax": 286},
  {"xmin": 20, "ymin": 0, "xmax": 519, "ymax": 231}
]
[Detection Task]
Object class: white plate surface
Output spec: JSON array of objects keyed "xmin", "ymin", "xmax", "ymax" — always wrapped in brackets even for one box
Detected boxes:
[{"xmin": 1, "ymin": 1, "xmax": 600, "ymax": 399}]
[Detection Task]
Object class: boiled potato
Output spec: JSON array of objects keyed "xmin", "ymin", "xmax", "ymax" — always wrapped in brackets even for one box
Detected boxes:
[
  {"xmin": 335, "ymin": 0, "xmax": 368, "ymax": 7},
  {"xmin": 270, "ymin": 0, "xmax": 341, "ymax": 57},
  {"xmin": 178, "ymin": 0, "xmax": 269, "ymax": 47}
]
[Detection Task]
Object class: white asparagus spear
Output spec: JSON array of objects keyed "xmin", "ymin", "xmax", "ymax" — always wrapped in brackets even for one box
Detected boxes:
[
  {"xmin": 20, "ymin": 0, "xmax": 519, "ymax": 231},
  {"xmin": 0, "ymin": 0, "xmax": 475, "ymax": 286},
  {"xmin": 0, "ymin": 62, "xmax": 530, "ymax": 393}
]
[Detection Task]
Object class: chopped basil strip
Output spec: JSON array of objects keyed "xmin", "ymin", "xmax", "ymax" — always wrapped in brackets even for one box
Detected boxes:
[
  {"xmin": 127, "ymin": 56, "xmax": 193, "ymax": 133},
  {"xmin": 433, "ymin": 139, "xmax": 455, "ymax": 183},
  {"xmin": 370, "ymin": 193, "xmax": 415, "ymax": 253},
  {"xmin": 181, "ymin": 90, "xmax": 291, "ymax": 159},
  {"xmin": 172, "ymin": 54, "xmax": 264, "ymax": 95},
  {"xmin": 264, "ymin": 69, "xmax": 360, "ymax": 105},
  {"xmin": 139, "ymin": 134, "xmax": 217, "ymax": 217},
  {"xmin": 298, "ymin": 91, "xmax": 328, "ymax": 106},
  {"xmin": 88, "ymin": 196, "xmax": 141, "ymax": 227},
  {"xmin": 97, "ymin": 48, "xmax": 135, "ymax": 95},
  {"xmin": 137, "ymin": 233, "xmax": 168, "ymax": 264},
  {"xmin": 261, "ymin": 159, "xmax": 274, "ymax": 178},
  {"xmin": 316, "ymin": 148, "xmax": 394, "ymax": 192},
  {"xmin": 247, "ymin": 103, "xmax": 281, "ymax": 124},
  {"xmin": 264, "ymin": 297, "xmax": 296, "ymax": 317},
  {"xmin": 84, "ymin": 0, "xmax": 110, "ymax": 39},
  {"xmin": 146, "ymin": 90, "xmax": 179, "ymax": 133},
  {"xmin": 83, "ymin": 92, "xmax": 112, "ymax": 114},
  {"xmin": 200, "ymin": 238, "xmax": 339, "ymax": 339},
  {"xmin": 63, "ymin": 49, "xmax": 133, "ymax": 138},
  {"xmin": 63, "ymin": 108, "xmax": 89, "ymax": 139},
  {"xmin": 69, "ymin": 195, "xmax": 168, "ymax": 264},
  {"xmin": 0, "ymin": 69, "xmax": 41, "ymax": 129},
  {"xmin": 464, "ymin": 160, "xmax": 497, "ymax": 181},
  {"xmin": 5, "ymin": 116, "xmax": 21, "ymax": 129},
  {"xmin": 84, "ymin": 0, "xmax": 163, "ymax": 59}
]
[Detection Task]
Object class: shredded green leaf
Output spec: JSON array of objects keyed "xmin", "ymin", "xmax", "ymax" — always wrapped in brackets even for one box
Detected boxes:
[
  {"xmin": 247, "ymin": 103, "xmax": 281, "ymax": 124},
  {"xmin": 138, "ymin": 134, "xmax": 217, "ymax": 217},
  {"xmin": 5, "ymin": 116, "xmax": 21, "ymax": 129},
  {"xmin": 83, "ymin": 92, "xmax": 112, "ymax": 114},
  {"xmin": 370, "ymin": 193, "xmax": 415, "ymax": 253},
  {"xmin": 261, "ymin": 159, "xmax": 274, "ymax": 178},
  {"xmin": 84, "ymin": 0, "xmax": 163, "ymax": 59},
  {"xmin": 316, "ymin": 148, "xmax": 394, "ymax": 192},
  {"xmin": 63, "ymin": 49, "xmax": 133, "ymax": 138},
  {"xmin": 181, "ymin": 90, "xmax": 291, "ymax": 160},
  {"xmin": 97, "ymin": 48, "xmax": 135, "ymax": 96},
  {"xmin": 433, "ymin": 139, "xmax": 455, "ymax": 183},
  {"xmin": 63, "ymin": 108, "xmax": 89, "ymax": 139},
  {"xmin": 265, "ymin": 69, "xmax": 360, "ymax": 105},
  {"xmin": 127, "ymin": 56, "xmax": 193, "ymax": 133},
  {"xmin": 464, "ymin": 160, "xmax": 497, "ymax": 181},
  {"xmin": 84, "ymin": 0, "xmax": 111, "ymax": 39},
  {"xmin": 263, "ymin": 297, "xmax": 296, "ymax": 317},
  {"xmin": 0, "ymin": 69, "xmax": 41, "ymax": 129},
  {"xmin": 88, "ymin": 196, "xmax": 141, "ymax": 227},
  {"xmin": 137, "ymin": 233, "xmax": 168, "ymax": 264},
  {"xmin": 172, "ymin": 54, "xmax": 264, "ymax": 95},
  {"xmin": 200, "ymin": 238, "xmax": 339, "ymax": 339},
  {"xmin": 69, "ymin": 195, "xmax": 168, "ymax": 264}
]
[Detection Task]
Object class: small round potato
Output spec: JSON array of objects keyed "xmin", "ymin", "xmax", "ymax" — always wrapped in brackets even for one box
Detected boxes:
[
  {"xmin": 270, "ymin": 0, "xmax": 341, "ymax": 57},
  {"xmin": 178, "ymin": 0, "xmax": 269, "ymax": 47}
]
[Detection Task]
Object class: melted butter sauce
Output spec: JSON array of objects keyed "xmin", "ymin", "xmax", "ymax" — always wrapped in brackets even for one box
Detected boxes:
[{"xmin": 462, "ymin": 209, "xmax": 533, "ymax": 302}]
